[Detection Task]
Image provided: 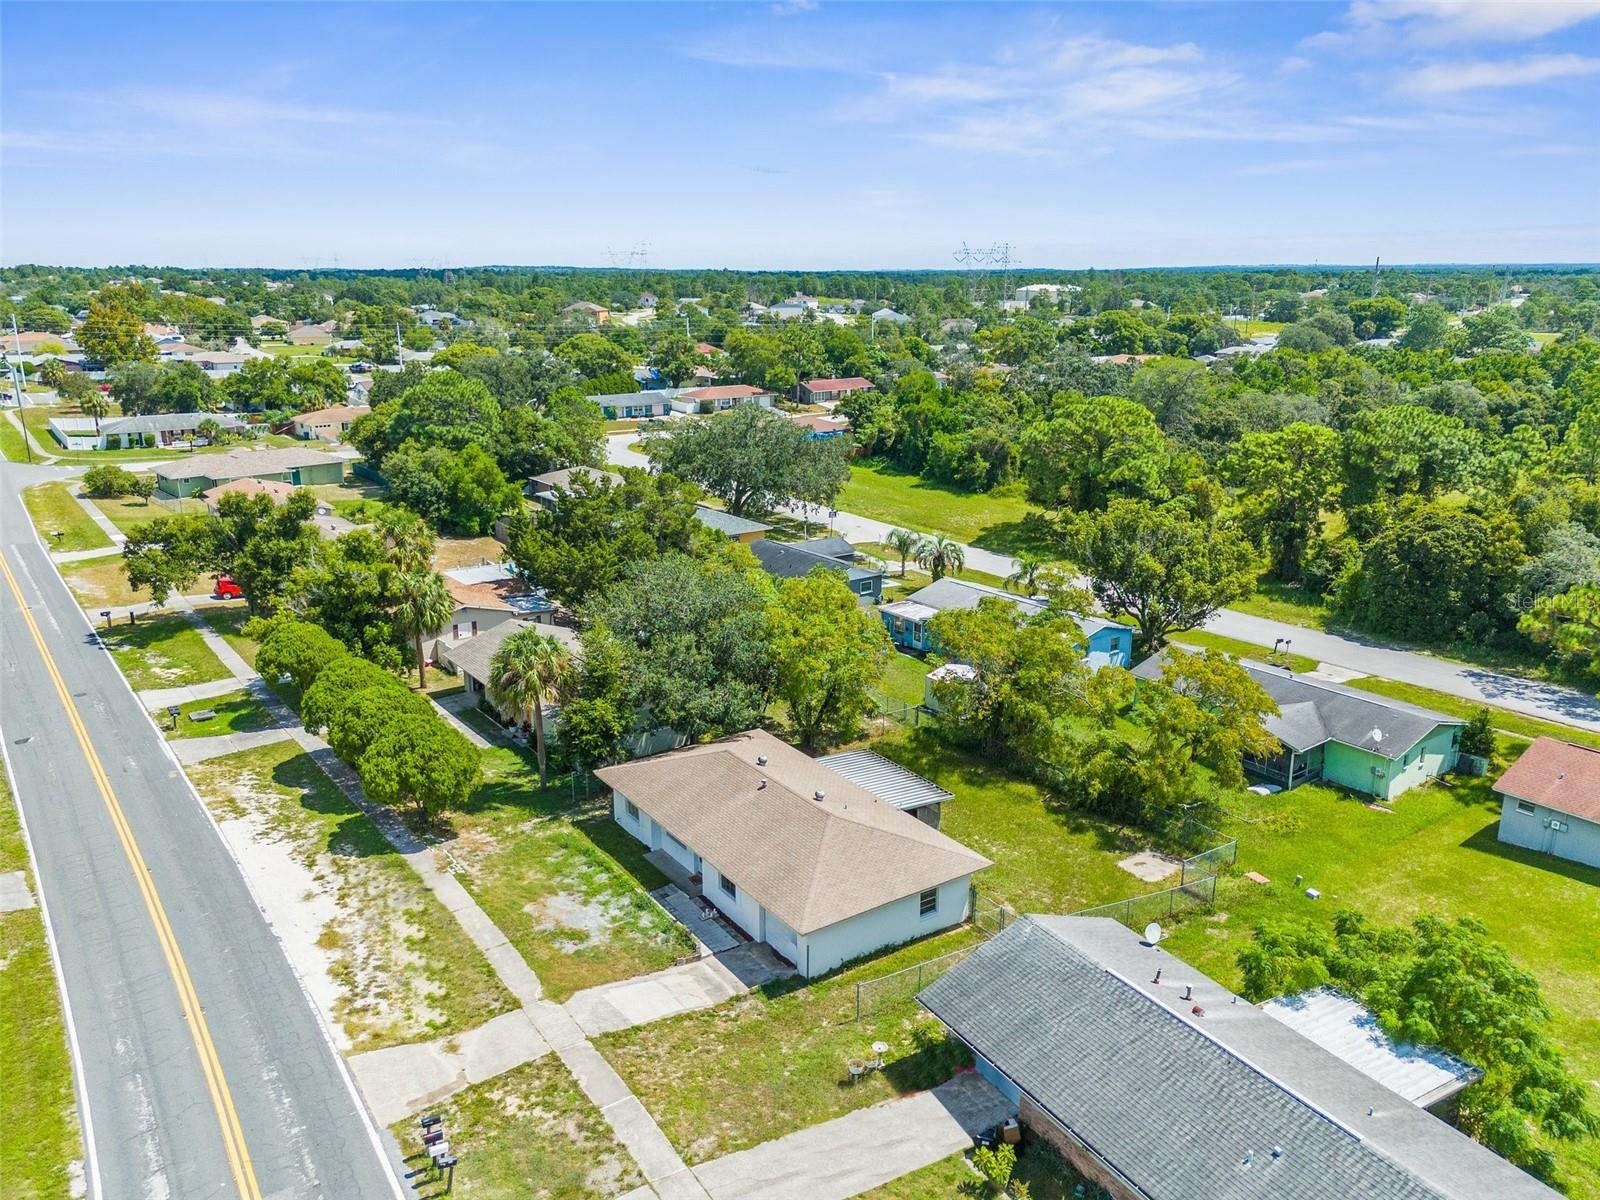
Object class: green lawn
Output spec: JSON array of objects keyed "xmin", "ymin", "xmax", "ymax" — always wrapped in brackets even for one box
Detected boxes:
[
  {"xmin": 91, "ymin": 491, "xmax": 201, "ymax": 534},
  {"xmin": 838, "ymin": 461, "xmax": 1053, "ymax": 554},
  {"xmin": 597, "ymin": 927, "xmax": 979, "ymax": 1164},
  {"xmin": 1344, "ymin": 676, "xmax": 1600, "ymax": 752},
  {"xmin": 1, "ymin": 413, "xmax": 37, "ymax": 463},
  {"xmin": 0, "ymin": 775, "xmax": 83, "ymax": 1200},
  {"xmin": 22, "ymin": 482, "xmax": 112, "ymax": 553},
  {"xmin": 192, "ymin": 603, "xmax": 262, "ymax": 667},
  {"xmin": 1170, "ymin": 628, "xmax": 1318, "ymax": 674},
  {"xmin": 1230, "ymin": 579, "xmax": 1334, "ymax": 629},
  {"xmin": 59, "ymin": 554, "xmax": 151, "ymax": 610},
  {"xmin": 100, "ymin": 615, "xmax": 233, "ymax": 691},
  {"xmin": 859, "ymin": 1141, "xmax": 1088, "ymax": 1200},
  {"xmin": 155, "ymin": 689, "xmax": 280, "ymax": 739},
  {"xmin": 1223, "ymin": 318, "xmax": 1289, "ymax": 336},
  {"xmin": 1159, "ymin": 769, "xmax": 1600, "ymax": 1196},
  {"xmin": 189, "ymin": 743, "xmax": 516, "ymax": 1052},
  {"xmin": 444, "ymin": 745, "xmax": 696, "ymax": 1002},
  {"xmin": 874, "ymin": 651, "xmax": 932, "ymax": 710},
  {"xmin": 388, "ymin": 1057, "xmax": 642, "ymax": 1199}
]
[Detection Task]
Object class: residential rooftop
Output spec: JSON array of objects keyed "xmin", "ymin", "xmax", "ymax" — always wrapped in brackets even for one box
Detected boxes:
[
  {"xmin": 154, "ymin": 444, "xmax": 347, "ymax": 483},
  {"xmin": 1493, "ymin": 737, "xmax": 1600, "ymax": 823},
  {"xmin": 692, "ymin": 504, "xmax": 771, "ymax": 538},
  {"xmin": 818, "ymin": 748, "xmax": 953, "ymax": 813}
]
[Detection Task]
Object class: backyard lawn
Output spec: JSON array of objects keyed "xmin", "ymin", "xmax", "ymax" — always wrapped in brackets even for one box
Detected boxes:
[
  {"xmin": 189, "ymin": 742, "xmax": 516, "ymax": 1052},
  {"xmin": 873, "ymin": 651, "xmax": 932, "ymax": 710},
  {"xmin": 596, "ymin": 926, "xmax": 980, "ymax": 1165},
  {"xmin": 838, "ymin": 461, "xmax": 1052, "ymax": 553},
  {"xmin": 21, "ymin": 482, "xmax": 111, "ymax": 553},
  {"xmin": 441, "ymin": 744, "xmax": 695, "ymax": 1002},
  {"xmin": 155, "ymin": 689, "xmax": 280, "ymax": 739},
  {"xmin": 858, "ymin": 1141, "xmax": 1087, "ymax": 1200},
  {"xmin": 308, "ymin": 479, "xmax": 391, "ymax": 522},
  {"xmin": 1159, "ymin": 769, "xmax": 1600, "ymax": 1196},
  {"xmin": 388, "ymin": 1057, "xmax": 641, "ymax": 1200},
  {"xmin": 59, "ymin": 554, "xmax": 151, "ymax": 609},
  {"xmin": 0, "ymin": 776, "xmax": 83, "ymax": 1200},
  {"xmin": 100, "ymin": 615, "xmax": 232, "ymax": 691},
  {"xmin": 91, "ymin": 491, "xmax": 201, "ymax": 534}
]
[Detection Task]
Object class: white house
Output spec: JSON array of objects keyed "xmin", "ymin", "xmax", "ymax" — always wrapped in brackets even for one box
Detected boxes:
[
  {"xmin": 667, "ymin": 384, "xmax": 775, "ymax": 414},
  {"xmin": 598, "ymin": 730, "xmax": 989, "ymax": 976},
  {"xmin": 435, "ymin": 563, "xmax": 555, "ymax": 648}
]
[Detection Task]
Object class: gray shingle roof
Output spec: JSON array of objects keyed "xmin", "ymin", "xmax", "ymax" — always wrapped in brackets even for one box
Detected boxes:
[
  {"xmin": 903, "ymin": 577, "xmax": 1046, "ymax": 617},
  {"xmin": 154, "ymin": 443, "xmax": 345, "ymax": 482},
  {"xmin": 1130, "ymin": 654, "xmax": 1462, "ymax": 760},
  {"xmin": 920, "ymin": 916, "xmax": 1556, "ymax": 1200},
  {"xmin": 437, "ymin": 619, "xmax": 579, "ymax": 686},
  {"xmin": 594, "ymin": 731, "xmax": 988, "ymax": 934},
  {"xmin": 751, "ymin": 538, "xmax": 881, "ymax": 585},
  {"xmin": 101, "ymin": 412, "xmax": 247, "ymax": 437}
]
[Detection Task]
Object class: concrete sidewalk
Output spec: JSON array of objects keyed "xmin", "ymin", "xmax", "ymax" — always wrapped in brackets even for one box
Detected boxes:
[
  {"xmin": 692, "ymin": 1073, "xmax": 1013, "ymax": 1200},
  {"xmin": 167, "ymin": 725, "xmax": 298, "ymax": 765},
  {"xmin": 566, "ymin": 942, "xmax": 789, "ymax": 1038},
  {"xmin": 137, "ymin": 675, "xmax": 255, "ymax": 709},
  {"xmin": 349, "ymin": 1010, "xmax": 551, "ymax": 1126}
]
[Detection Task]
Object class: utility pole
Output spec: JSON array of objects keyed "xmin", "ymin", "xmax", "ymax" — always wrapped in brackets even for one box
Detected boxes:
[
  {"xmin": 1371, "ymin": 256, "xmax": 1381, "ymax": 299},
  {"xmin": 395, "ymin": 321, "xmax": 404, "ymax": 369},
  {"xmin": 7, "ymin": 315, "xmax": 25, "ymax": 410}
]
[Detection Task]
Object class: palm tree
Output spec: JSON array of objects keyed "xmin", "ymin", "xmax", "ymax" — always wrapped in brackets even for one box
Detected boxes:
[
  {"xmin": 885, "ymin": 527, "xmax": 920, "ymax": 577},
  {"xmin": 1007, "ymin": 552, "xmax": 1047, "ymax": 595},
  {"xmin": 80, "ymin": 389, "xmax": 111, "ymax": 434},
  {"xmin": 487, "ymin": 627, "xmax": 573, "ymax": 783},
  {"xmin": 391, "ymin": 570, "xmax": 456, "ymax": 689},
  {"xmin": 375, "ymin": 507, "xmax": 437, "ymax": 573},
  {"xmin": 915, "ymin": 533, "xmax": 965, "ymax": 581}
]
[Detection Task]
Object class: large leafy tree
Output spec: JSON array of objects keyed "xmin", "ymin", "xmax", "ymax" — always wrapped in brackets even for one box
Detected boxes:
[
  {"xmin": 487, "ymin": 626, "xmax": 575, "ymax": 783},
  {"xmin": 769, "ymin": 570, "xmax": 891, "ymax": 748},
  {"xmin": 253, "ymin": 618, "xmax": 348, "ymax": 692},
  {"xmin": 286, "ymin": 528, "xmax": 406, "ymax": 670},
  {"xmin": 927, "ymin": 598, "xmax": 1089, "ymax": 765},
  {"xmin": 553, "ymin": 332, "xmax": 632, "ymax": 380},
  {"xmin": 384, "ymin": 442, "xmax": 520, "ymax": 535},
  {"xmin": 1520, "ymin": 584, "xmax": 1600, "ymax": 679},
  {"xmin": 1237, "ymin": 911, "xmax": 1599, "ymax": 1183},
  {"xmin": 507, "ymin": 468, "xmax": 700, "ymax": 606},
  {"xmin": 1342, "ymin": 404, "xmax": 1480, "ymax": 509},
  {"xmin": 1020, "ymin": 396, "xmax": 1172, "ymax": 511},
  {"xmin": 555, "ymin": 620, "xmax": 631, "ymax": 769},
  {"xmin": 357, "ymin": 708, "xmax": 481, "ymax": 818},
  {"xmin": 79, "ymin": 298, "xmax": 156, "ymax": 365},
  {"xmin": 646, "ymin": 404, "xmax": 849, "ymax": 517},
  {"xmin": 587, "ymin": 551, "xmax": 775, "ymax": 740},
  {"xmin": 1062, "ymin": 499, "xmax": 1259, "ymax": 656},
  {"xmin": 1224, "ymin": 422, "xmax": 1342, "ymax": 582},
  {"xmin": 350, "ymin": 370, "xmax": 501, "ymax": 466},
  {"xmin": 1335, "ymin": 502, "xmax": 1524, "ymax": 643}
]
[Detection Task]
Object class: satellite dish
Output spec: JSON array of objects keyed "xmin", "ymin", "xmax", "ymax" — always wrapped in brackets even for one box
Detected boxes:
[{"xmin": 1143, "ymin": 921, "xmax": 1163, "ymax": 945}]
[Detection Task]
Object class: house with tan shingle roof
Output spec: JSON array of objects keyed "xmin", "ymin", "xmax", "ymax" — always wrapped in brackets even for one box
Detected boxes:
[
  {"xmin": 597, "ymin": 729, "xmax": 989, "ymax": 975},
  {"xmin": 1494, "ymin": 738, "xmax": 1600, "ymax": 868}
]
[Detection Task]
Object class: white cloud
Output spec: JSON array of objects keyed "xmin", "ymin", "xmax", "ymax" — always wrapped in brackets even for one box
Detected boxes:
[
  {"xmin": 1398, "ymin": 52, "xmax": 1600, "ymax": 93},
  {"xmin": 1279, "ymin": 55, "xmax": 1313, "ymax": 73},
  {"xmin": 1315, "ymin": 0, "xmax": 1600, "ymax": 46},
  {"xmin": 771, "ymin": 0, "xmax": 817, "ymax": 15}
]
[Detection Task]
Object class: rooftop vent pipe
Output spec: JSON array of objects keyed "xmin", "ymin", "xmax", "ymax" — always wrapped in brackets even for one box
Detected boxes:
[
  {"xmin": 758, "ymin": 779, "xmax": 767, "ymax": 790},
  {"xmin": 757, "ymin": 754, "xmax": 768, "ymax": 766},
  {"xmin": 814, "ymin": 789, "xmax": 826, "ymax": 802}
]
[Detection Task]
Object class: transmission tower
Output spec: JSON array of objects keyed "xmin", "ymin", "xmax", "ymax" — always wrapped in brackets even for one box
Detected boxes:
[
  {"xmin": 605, "ymin": 243, "xmax": 651, "ymax": 269},
  {"xmin": 953, "ymin": 241, "xmax": 1019, "ymax": 303}
]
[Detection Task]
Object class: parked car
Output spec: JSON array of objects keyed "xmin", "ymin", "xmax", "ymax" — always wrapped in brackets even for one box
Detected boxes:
[{"xmin": 212, "ymin": 575, "xmax": 243, "ymax": 600}]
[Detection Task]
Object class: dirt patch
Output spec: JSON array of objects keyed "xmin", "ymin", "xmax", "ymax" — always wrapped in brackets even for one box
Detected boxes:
[
  {"xmin": 1117, "ymin": 850, "xmax": 1183, "ymax": 883},
  {"xmin": 526, "ymin": 891, "xmax": 633, "ymax": 950}
]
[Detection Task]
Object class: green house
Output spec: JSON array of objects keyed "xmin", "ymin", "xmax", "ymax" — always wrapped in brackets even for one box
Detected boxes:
[
  {"xmin": 154, "ymin": 445, "xmax": 350, "ymax": 499},
  {"xmin": 1132, "ymin": 655, "xmax": 1464, "ymax": 801}
]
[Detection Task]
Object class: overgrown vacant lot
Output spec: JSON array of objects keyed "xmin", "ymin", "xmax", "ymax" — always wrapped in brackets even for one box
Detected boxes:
[
  {"xmin": 443, "ymin": 744, "xmax": 695, "ymax": 1002},
  {"xmin": 189, "ymin": 742, "xmax": 515, "ymax": 1052},
  {"xmin": 388, "ymin": 1057, "xmax": 641, "ymax": 1200},
  {"xmin": 101, "ymin": 614, "xmax": 232, "ymax": 691},
  {"xmin": 837, "ymin": 460, "xmax": 1052, "ymax": 553},
  {"xmin": 1158, "ymin": 765, "xmax": 1600, "ymax": 1196},
  {"xmin": 59, "ymin": 553, "xmax": 150, "ymax": 609},
  {"xmin": 596, "ymin": 927, "xmax": 979, "ymax": 1165},
  {"xmin": 21, "ymin": 481, "xmax": 111, "ymax": 552},
  {"xmin": 0, "ymin": 776, "xmax": 82, "ymax": 1200}
]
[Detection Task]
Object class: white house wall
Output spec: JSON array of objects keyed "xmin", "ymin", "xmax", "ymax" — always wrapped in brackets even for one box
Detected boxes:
[
  {"xmin": 795, "ymin": 874, "xmax": 974, "ymax": 978},
  {"xmin": 1497, "ymin": 796, "xmax": 1600, "ymax": 868}
]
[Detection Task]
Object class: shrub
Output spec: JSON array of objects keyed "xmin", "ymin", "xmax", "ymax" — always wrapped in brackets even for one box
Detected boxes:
[
  {"xmin": 972, "ymin": 1143, "xmax": 1016, "ymax": 1194},
  {"xmin": 80, "ymin": 464, "xmax": 142, "ymax": 498},
  {"xmin": 1460, "ymin": 707, "xmax": 1496, "ymax": 759}
]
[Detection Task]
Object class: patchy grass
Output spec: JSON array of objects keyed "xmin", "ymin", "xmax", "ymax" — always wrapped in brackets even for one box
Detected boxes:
[
  {"xmin": 388, "ymin": 1057, "xmax": 642, "ymax": 1199},
  {"xmin": 99, "ymin": 615, "xmax": 233, "ymax": 692},
  {"xmin": 871, "ymin": 730, "xmax": 1145, "ymax": 915},
  {"xmin": 433, "ymin": 535, "xmax": 506, "ymax": 572},
  {"xmin": 189, "ymin": 743, "xmax": 516, "ymax": 1052},
  {"xmin": 597, "ymin": 927, "xmax": 979, "ymax": 1164},
  {"xmin": 1171, "ymin": 628, "xmax": 1319, "ymax": 674},
  {"xmin": 838, "ymin": 461, "xmax": 1053, "ymax": 555},
  {"xmin": 859, "ymin": 1140, "xmax": 1088, "ymax": 1200},
  {"xmin": 155, "ymin": 689, "xmax": 281, "ymax": 740},
  {"xmin": 22, "ymin": 482, "xmax": 112, "ymax": 553},
  {"xmin": 91, "ymin": 491, "xmax": 199, "ymax": 534},
  {"xmin": 1159, "ymin": 767, "xmax": 1600, "ymax": 1196},
  {"xmin": 1344, "ymin": 676, "xmax": 1600, "ymax": 752},
  {"xmin": 1222, "ymin": 318, "xmax": 1288, "ymax": 336},
  {"xmin": 59, "ymin": 554, "xmax": 150, "ymax": 610},
  {"xmin": 308, "ymin": 479, "xmax": 390, "ymax": 522},
  {"xmin": 442, "ymin": 746, "xmax": 695, "ymax": 1002},
  {"xmin": 192, "ymin": 602, "xmax": 261, "ymax": 667},
  {"xmin": 0, "ymin": 775, "xmax": 84, "ymax": 1200}
]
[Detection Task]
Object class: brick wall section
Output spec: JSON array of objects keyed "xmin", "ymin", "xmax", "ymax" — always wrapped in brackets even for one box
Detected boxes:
[{"xmin": 1018, "ymin": 1094, "xmax": 1142, "ymax": 1200}]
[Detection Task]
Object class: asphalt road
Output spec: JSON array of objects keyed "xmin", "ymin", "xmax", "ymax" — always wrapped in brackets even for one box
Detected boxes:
[
  {"xmin": 606, "ymin": 429, "xmax": 1600, "ymax": 734},
  {"xmin": 0, "ymin": 455, "xmax": 401, "ymax": 1199}
]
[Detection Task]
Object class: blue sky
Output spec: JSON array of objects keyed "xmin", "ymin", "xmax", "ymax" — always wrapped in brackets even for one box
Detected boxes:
[{"xmin": 3, "ymin": 1, "xmax": 1598, "ymax": 269}]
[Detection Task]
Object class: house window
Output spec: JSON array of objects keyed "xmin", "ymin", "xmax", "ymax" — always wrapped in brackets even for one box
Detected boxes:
[
  {"xmin": 719, "ymin": 872, "xmax": 738, "ymax": 900},
  {"xmin": 623, "ymin": 798, "xmax": 639, "ymax": 821},
  {"xmin": 919, "ymin": 887, "xmax": 939, "ymax": 917},
  {"xmin": 1516, "ymin": 800, "xmax": 1536, "ymax": 815}
]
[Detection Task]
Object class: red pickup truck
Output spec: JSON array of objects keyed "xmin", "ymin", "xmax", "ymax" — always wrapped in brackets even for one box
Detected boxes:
[{"xmin": 212, "ymin": 576, "xmax": 243, "ymax": 600}]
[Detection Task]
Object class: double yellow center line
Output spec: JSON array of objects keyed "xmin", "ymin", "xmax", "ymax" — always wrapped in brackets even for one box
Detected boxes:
[{"xmin": 1, "ymin": 553, "xmax": 262, "ymax": 1200}]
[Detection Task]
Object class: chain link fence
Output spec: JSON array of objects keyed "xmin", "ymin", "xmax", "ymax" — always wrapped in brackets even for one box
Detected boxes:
[
  {"xmin": 1071, "ymin": 874, "xmax": 1218, "ymax": 930},
  {"xmin": 853, "ymin": 943, "xmax": 977, "ymax": 1022}
]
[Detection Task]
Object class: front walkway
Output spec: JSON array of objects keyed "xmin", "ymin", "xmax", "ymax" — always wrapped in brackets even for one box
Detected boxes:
[
  {"xmin": 691, "ymin": 1073, "xmax": 1014, "ymax": 1200},
  {"xmin": 566, "ymin": 941, "xmax": 791, "ymax": 1038}
]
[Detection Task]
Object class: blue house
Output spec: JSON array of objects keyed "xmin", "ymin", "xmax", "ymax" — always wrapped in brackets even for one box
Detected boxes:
[
  {"xmin": 879, "ymin": 577, "xmax": 1132, "ymax": 668},
  {"xmin": 751, "ymin": 536, "xmax": 884, "ymax": 603}
]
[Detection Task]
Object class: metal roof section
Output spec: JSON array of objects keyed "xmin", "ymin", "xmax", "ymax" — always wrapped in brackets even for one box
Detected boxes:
[{"xmin": 818, "ymin": 748, "xmax": 953, "ymax": 813}]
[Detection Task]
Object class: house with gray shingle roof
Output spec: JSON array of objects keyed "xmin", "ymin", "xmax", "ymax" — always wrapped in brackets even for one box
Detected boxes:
[
  {"xmin": 880, "ymin": 577, "xmax": 1132, "ymax": 669},
  {"xmin": 1131, "ymin": 653, "xmax": 1463, "ymax": 800},
  {"xmin": 598, "ymin": 730, "xmax": 988, "ymax": 976},
  {"xmin": 920, "ymin": 915, "xmax": 1558, "ymax": 1200}
]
